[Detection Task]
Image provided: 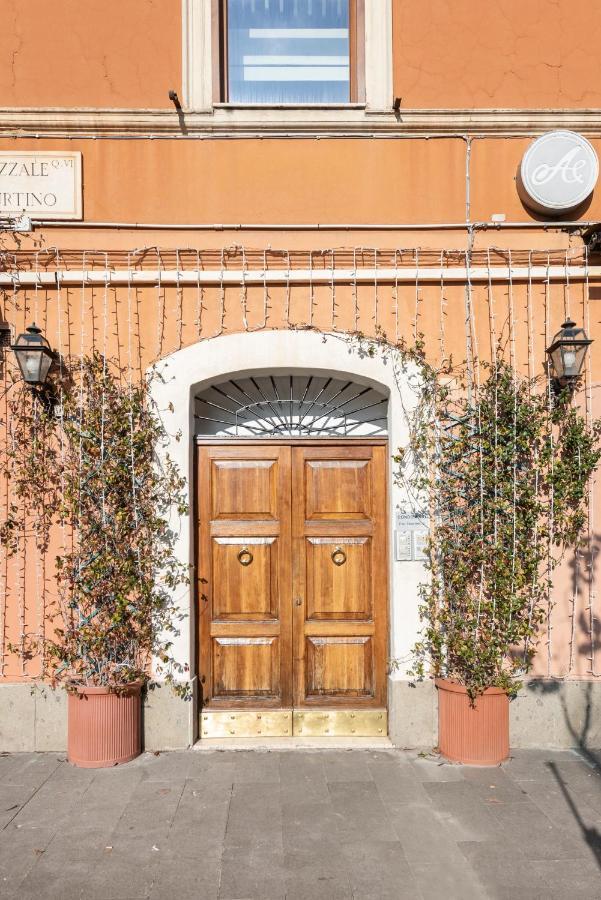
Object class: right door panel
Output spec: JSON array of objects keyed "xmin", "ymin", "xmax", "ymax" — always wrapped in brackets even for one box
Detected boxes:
[{"xmin": 292, "ymin": 445, "xmax": 388, "ymax": 709}]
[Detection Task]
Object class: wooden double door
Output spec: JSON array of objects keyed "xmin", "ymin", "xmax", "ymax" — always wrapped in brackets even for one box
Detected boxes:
[{"xmin": 196, "ymin": 439, "xmax": 388, "ymax": 738}]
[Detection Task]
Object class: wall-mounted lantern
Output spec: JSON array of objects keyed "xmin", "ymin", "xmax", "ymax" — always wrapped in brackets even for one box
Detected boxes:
[
  {"xmin": 11, "ymin": 323, "xmax": 55, "ymax": 387},
  {"xmin": 546, "ymin": 319, "xmax": 592, "ymax": 396}
]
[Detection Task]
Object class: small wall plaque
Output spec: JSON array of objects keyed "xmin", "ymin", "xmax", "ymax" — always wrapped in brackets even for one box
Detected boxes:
[
  {"xmin": 0, "ymin": 151, "xmax": 82, "ymax": 220},
  {"xmin": 394, "ymin": 529, "xmax": 413, "ymax": 561},
  {"xmin": 394, "ymin": 509, "xmax": 429, "ymax": 561},
  {"xmin": 413, "ymin": 528, "xmax": 429, "ymax": 561}
]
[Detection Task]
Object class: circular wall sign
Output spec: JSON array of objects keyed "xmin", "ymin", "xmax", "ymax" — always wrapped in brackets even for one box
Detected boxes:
[{"xmin": 517, "ymin": 130, "xmax": 599, "ymax": 216}]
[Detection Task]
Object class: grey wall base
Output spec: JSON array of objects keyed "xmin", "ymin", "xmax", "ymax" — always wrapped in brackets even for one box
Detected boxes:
[
  {"xmin": 510, "ymin": 679, "xmax": 601, "ymax": 749},
  {"xmin": 388, "ymin": 677, "xmax": 601, "ymax": 751},
  {"xmin": 388, "ymin": 678, "xmax": 437, "ymax": 749},
  {"xmin": 1, "ymin": 678, "xmax": 600, "ymax": 752},
  {"xmin": 0, "ymin": 684, "xmax": 67, "ymax": 752},
  {"xmin": 143, "ymin": 678, "xmax": 198, "ymax": 751},
  {"xmin": 0, "ymin": 680, "xmax": 197, "ymax": 753}
]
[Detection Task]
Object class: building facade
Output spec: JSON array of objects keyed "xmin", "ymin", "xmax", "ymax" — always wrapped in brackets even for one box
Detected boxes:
[{"xmin": 1, "ymin": 0, "xmax": 600, "ymax": 751}]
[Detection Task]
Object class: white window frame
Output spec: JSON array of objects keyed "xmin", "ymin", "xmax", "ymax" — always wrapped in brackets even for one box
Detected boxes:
[{"xmin": 182, "ymin": 0, "xmax": 392, "ymax": 118}]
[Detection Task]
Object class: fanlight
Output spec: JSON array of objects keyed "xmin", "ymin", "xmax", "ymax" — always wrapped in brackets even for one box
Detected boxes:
[{"xmin": 195, "ymin": 374, "xmax": 388, "ymax": 438}]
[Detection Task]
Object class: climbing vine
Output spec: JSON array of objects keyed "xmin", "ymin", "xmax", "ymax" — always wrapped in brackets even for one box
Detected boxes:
[
  {"xmin": 406, "ymin": 361, "xmax": 601, "ymax": 698},
  {"xmin": 340, "ymin": 330, "xmax": 601, "ymax": 698},
  {"xmin": 1, "ymin": 354, "xmax": 189, "ymax": 691}
]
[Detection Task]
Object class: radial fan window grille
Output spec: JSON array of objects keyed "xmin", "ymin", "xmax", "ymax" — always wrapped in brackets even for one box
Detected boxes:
[{"xmin": 194, "ymin": 374, "xmax": 388, "ymax": 437}]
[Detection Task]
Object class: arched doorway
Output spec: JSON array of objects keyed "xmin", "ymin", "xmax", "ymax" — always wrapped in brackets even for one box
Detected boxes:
[
  {"xmin": 195, "ymin": 371, "xmax": 389, "ymax": 738},
  {"xmin": 151, "ymin": 330, "xmax": 423, "ymax": 747}
]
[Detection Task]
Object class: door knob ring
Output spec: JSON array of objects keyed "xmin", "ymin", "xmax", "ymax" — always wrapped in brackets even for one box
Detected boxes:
[
  {"xmin": 237, "ymin": 547, "xmax": 254, "ymax": 567},
  {"xmin": 331, "ymin": 546, "xmax": 347, "ymax": 566}
]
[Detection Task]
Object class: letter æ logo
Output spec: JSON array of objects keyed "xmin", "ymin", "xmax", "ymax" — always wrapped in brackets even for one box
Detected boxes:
[{"xmin": 517, "ymin": 131, "xmax": 599, "ymax": 217}]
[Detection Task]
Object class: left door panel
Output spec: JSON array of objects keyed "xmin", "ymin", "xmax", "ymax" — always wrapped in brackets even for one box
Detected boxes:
[{"xmin": 197, "ymin": 445, "xmax": 292, "ymax": 711}]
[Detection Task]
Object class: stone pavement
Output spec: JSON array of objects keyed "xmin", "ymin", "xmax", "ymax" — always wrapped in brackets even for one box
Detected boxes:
[{"xmin": 1, "ymin": 747, "xmax": 601, "ymax": 900}]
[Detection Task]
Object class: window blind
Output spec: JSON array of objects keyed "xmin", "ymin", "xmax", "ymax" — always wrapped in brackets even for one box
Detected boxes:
[{"xmin": 227, "ymin": 0, "xmax": 350, "ymax": 103}]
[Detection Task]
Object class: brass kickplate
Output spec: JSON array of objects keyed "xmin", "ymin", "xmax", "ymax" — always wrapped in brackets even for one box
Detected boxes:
[
  {"xmin": 293, "ymin": 709, "xmax": 387, "ymax": 737},
  {"xmin": 201, "ymin": 709, "xmax": 293, "ymax": 738}
]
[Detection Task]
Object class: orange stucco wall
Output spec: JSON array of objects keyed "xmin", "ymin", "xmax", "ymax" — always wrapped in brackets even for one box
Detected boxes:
[
  {"xmin": 393, "ymin": 0, "xmax": 601, "ymax": 109},
  {"xmin": 0, "ymin": 0, "xmax": 180, "ymax": 108},
  {"xmin": 0, "ymin": 136, "xmax": 466, "ymax": 225},
  {"xmin": 2, "ymin": 135, "xmax": 601, "ymax": 228},
  {"xmin": 2, "ymin": 1, "xmax": 601, "ymax": 110}
]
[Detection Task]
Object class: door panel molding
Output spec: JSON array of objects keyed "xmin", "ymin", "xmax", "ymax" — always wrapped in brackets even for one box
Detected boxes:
[{"xmin": 305, "ymin": 536, "xmax": 372, "ymax": 622}]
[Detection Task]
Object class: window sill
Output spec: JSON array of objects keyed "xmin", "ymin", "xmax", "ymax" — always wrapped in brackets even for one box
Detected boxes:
[
  {"xmin": 192, "ymin": 104, "xmax": 395, "ymax": 131},
  {"xmin": 213, "ymin": 103, "xmax": 367, "ymax": 110}
]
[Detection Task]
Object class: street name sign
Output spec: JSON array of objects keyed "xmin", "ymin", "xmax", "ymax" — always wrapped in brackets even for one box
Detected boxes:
[{"xmin": 0, "ymin": 151, "xmax": 82, "ymax": 220}]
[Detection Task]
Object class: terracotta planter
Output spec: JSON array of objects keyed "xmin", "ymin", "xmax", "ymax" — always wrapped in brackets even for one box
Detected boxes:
[
  {"xmin": 436, "ymin": 678, "xmax": 509, "ymax": 766},
  {"xmin": 67, "ymin": 683, "xmax": 142, "ymax": 768}
]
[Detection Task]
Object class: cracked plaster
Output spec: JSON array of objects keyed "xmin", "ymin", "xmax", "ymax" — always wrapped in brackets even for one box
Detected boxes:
[
  {"xmin": 0, "ymin": 0, "xmax": 180, "ymax": 108},
  {"xmin": 394, "ymin": 0, "xmax": 601, "ymax": 109}
]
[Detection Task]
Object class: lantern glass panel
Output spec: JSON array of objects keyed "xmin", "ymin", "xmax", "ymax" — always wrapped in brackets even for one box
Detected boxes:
[
  {"xmin": 561, "ymin": 346, "xmax": 578, "ymax": 378},
  {"xmin": 15, "ymin": 348, "xmax": 52, "ymax": 385},
  {"xmin": 38, "ymin": 351, "xmax": 53, "ymax": 384},
  {"xmin": 566, "ymin": 343, "xmax": 588, "ymax": 377},
  {"xmin": 549, "ymin": 341, "xmax": 589, "ymax": 382},
  {"xmin": 549, "ymin": 346, "xmax": 565, "ymax": 380}
]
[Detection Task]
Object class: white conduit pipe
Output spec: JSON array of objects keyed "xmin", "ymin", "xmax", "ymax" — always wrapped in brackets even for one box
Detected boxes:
[
  {"xmin": 26, "ymin": 220, "xmax": 600, "ymax": 231},
  {"xmin": 2, "ymin": 266, "xmax": 600, "ymax": 287}
]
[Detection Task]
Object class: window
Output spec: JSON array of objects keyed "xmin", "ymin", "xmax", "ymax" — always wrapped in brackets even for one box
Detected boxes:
[
  {"xmin": 216, "ymin": 0, "xmax": 364, "ymax": 104},
  {"xmin": 183, "ymin": 0, "xmax": 391, "ymax": 116}
]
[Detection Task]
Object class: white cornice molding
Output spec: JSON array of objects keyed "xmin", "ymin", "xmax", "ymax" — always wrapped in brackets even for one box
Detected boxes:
[
  {"xmin": 3, "ymin": 108, "xmax": 601, "ymax": 137},
  {"xmin": 1, "ymin": 266, "xmax": 597, "ymax": 287}
]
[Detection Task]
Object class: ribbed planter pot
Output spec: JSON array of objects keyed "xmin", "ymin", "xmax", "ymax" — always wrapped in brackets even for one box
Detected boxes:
[
  {"xmin": 436, "ymin": 678, "xmax": 509, "ymax": 766},
  {"xmin": 67, "ymin": 683, "xmax": 142, "ymax": 768}
]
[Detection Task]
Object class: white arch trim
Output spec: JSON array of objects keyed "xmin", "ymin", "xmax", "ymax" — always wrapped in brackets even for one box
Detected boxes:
[{"xmin": 151, "ymin": 329, "xmax": 426, "ymax": 710}]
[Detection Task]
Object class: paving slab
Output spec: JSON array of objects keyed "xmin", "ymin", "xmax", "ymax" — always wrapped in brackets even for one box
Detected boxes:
[
  {"xmin": 329, "ymin": 780, "xmax": 398, "ymax": 843},
  {"xmin": 410, "ymin": 859, "xmax": 486, "ymax": 900},
  {"xmin": 459, "ymin": 840, "xmax": 560, "ymax": 900},
  {"xmin": 219, "ymin": 841, "xmax": 286, "ymax": 899},
  {"xmin": 282, "ymin": 798, "xmax": 340, "ymax": 844},
  {"xmin": 11, "ymin": 853, "xmax": 94, "ymax": 900},
  {"xmin": 283, "ymin": 836, "xmax": 352, "ymax": 900},
  {"xmin": 322, "ymin": 749, "xmax": 374, "ymax": 782},
  {"xmin": 0, "ymin": 747, "xmax": 600, "ymax": 898},
  {"xmin": 163, "ymin": 778, "xmax": 231, "ymax": 858},
  {"xmin": 339, "ymin": 840, "xmax": 420, "ymax": 899},
  {"xmin": 519, "ymin": 779, "xmax": 601, "ymax": 839},
  {"xmin": 489, "ymin": 797, "xmax": 591, "ymax": 860},
  {"xmin": 149, "ymin": 851, "xmax": 221, "ymax": 900},
  {"xmin": 422, "ymin": 781, "xmax": 505, "ymax": 843},
  {"xmin": 530, "ymin": 857, "xmax": 601, "ymax": 900}
]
